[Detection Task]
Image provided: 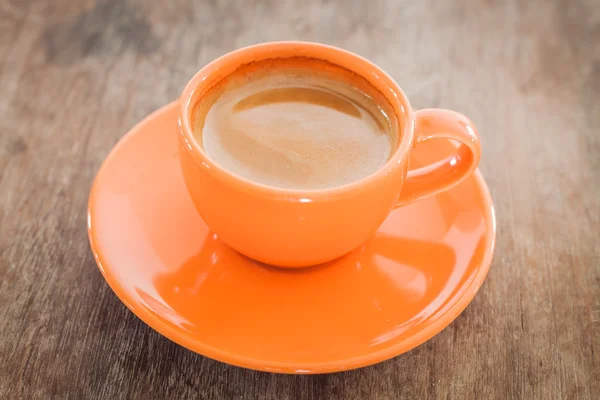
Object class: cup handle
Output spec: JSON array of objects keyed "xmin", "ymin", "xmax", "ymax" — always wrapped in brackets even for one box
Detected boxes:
[{"xmin": 395, "ymin": 109, "xmax": 481, "ymax": 207}]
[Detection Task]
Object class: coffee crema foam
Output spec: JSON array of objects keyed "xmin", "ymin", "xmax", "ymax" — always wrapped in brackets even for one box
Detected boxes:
[{"xmin": 192, "ymin": 57, "xmax": 399, "ymax": 190}]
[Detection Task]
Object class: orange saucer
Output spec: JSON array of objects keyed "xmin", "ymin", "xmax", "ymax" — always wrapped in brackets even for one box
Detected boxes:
[{"xmin": 88, "ymin": 102, "xmax": 496, "ymax": 374}]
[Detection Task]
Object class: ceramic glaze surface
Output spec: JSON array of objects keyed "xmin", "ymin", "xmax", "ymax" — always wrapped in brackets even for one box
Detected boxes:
[{"xmin": 88, "ymin": 102, "xmax": 495, "ymax": 373}]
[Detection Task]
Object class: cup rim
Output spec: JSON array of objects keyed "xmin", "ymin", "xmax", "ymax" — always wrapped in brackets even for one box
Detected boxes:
[{"xmin": 179, "ymin": 41, "xmax": 414, "ymax": 199}]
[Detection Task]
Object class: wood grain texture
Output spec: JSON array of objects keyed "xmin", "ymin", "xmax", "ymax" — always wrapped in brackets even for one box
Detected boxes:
[{"xmin": 1, "ymin": 0, "xmax": 598, "ymax": 398}]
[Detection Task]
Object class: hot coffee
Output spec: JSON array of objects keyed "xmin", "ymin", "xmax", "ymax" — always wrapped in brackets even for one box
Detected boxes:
[{"xmin": 192, "ymin": 57, "xmax": 398, "ymax": 190}]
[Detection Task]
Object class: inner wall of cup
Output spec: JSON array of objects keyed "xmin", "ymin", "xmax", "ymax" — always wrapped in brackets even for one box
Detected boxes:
[{"xmin": 184, "ymin": 43, "xmax": 411, "ymax": 159}]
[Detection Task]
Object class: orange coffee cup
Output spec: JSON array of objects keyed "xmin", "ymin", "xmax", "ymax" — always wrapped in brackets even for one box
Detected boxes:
[{"xmin": 178, "ymin": 42, "xmax": 480, "ymax": 268}]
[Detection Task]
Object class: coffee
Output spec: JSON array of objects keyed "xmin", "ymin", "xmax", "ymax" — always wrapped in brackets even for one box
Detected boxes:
[{"xmin": 192, "ymin": 57, "xmax": 398, "ymax": 190}]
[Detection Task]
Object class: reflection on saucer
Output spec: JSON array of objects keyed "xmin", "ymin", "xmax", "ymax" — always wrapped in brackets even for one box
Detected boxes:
[{"xmin": 146, "ymin": 229, "xmax": 462, "ymax": 352}]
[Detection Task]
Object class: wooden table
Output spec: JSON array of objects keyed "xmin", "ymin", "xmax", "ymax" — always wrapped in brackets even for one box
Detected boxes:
[{"xmin": 1, "ymin": 0, "xmax": 598, "ymax": 398}]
